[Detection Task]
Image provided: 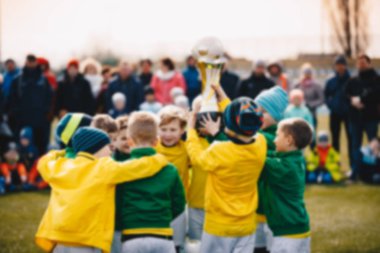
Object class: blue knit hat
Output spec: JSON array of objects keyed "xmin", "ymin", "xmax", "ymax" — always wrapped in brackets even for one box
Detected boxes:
[
  {"xmin": 334, "ymin": 55, "xmax": 347, "ymax": 66},
  {"xmin": 72, "ymin": 127, "xmax": 110, "ymax": 154},
  {"xmin": 254, "ymin": 86, "xmax": 289, "ymax": 122},
  {"xmin": 55, "ymin": 113, "xmax": 93, "ymax": 147},
  {"xmin": 223, "ymin": 97, "xmax": 263, "ymax": 142},
  {"xmin": 20, "ymin": 127, "xmax": 33, "ymax": 142}
]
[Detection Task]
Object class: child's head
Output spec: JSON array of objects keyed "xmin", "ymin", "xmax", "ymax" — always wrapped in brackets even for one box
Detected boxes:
[
  {"xmin": 72, "ymin": 127, "xmax": 111, "ymax": 158},
  {"xmin": 275, "ymin": 118, "xmax": 313, "ymax": 152},
  {"xmin": 317, "ymin": 131, "xmax": 330, "ymax": 148},
  {"xmin": 255, "ymin": 86, "xmax": 289, "ymax": 129},
  {"xmin": 56, "ymin": 113, "xmax": 93, "ymax": 148},
  {"xmin": 289, "ymin": 89, "xmax": 304, "ymax": 107},
  {"xmin": 19, "ymin": 127, "xmax": 33, "ymax": 147},
  {"xmin": 91, "ymin": 114, "xmax": 119, "ymax": 150},
  {"xmin": 4, "ymin": 142, "xmax": 20, "ymax": 164},
  {"xmin": 127, "ymin": 112, "xmax": 158, "ymax": 148},
  {"xmin": 170, "ymin": 87, "xmax": 185, "ymax": 102},
  {"xmin": 114, "ymin": 116, "xmax": 130, "ymax": 154},
  {"xmin": 144, "ymin": 87, "xmax": 156, "ymax": 103},
  {"xmin": 223, "ymin": 97, "xmax": 263, "ymax": 144},
  {"xmin": 112, "ymin": 92, "xmax": 126, "ymax": 111},
  {"xmin": 174, "ymin": 95, "xmax": 190, "ymax": 112},
  {"xmin": 158, "ymin": 106, "xmax": 187, "ymax": 147}
]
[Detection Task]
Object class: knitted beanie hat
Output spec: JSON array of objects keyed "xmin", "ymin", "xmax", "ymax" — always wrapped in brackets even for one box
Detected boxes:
[
  {"xmin": 255, "ymin": 86, "xmax": 289, "ymax": 122},
  {"xmin": 55, "ymin": 113, "xmax": 93, "ymax": 147},
  {"xmin": 72, "ymin": 127, "xmax": 110, "ymax": 154}
]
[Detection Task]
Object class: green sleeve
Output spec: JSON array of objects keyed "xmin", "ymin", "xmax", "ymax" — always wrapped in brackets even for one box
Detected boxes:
[
  {"xmin": 262, "ymin": 156, "xmax": 289, "ymax": 185},
  {"xmin": 171, "ymin": 169, "xmax": 186, "ymax": 220}
]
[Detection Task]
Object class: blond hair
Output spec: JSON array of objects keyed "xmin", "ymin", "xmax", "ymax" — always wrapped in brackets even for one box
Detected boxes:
[
  {"xmin": 91, "ymin": 114, "xmax": 118, "ymax": 134},
  {"xmin": 127, "ymin": 112, "xmax": 158, "ymax": 145},
  {"xmin": 158, "ymin": 105, "xmax": 187, "ymax": 129}
]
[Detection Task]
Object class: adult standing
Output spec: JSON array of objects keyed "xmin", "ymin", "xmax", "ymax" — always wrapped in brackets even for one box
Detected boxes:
[
  {"xmin": 220, "ymin": 63, "xmax": 240, "ymax": 99},
  {"xmin": 7, "ymin": 55, "xmax": 53, "ymax": 154},
  {"xmin": 55, "ymin": 60, "xmax": 96, "ymax": 118},
  {"xmin": 37, "ymin": 57, "xmax": 57, "ymax": 90},
  {"xmin": 151, "ymin": 58, "xmax": 186, "ymax": 105},
  {"xmin": 182, "ymin": 55, "xmax": 201, "ymax": 104},
  {"xmin": 345, "ymin": 54, "xmax": 380, "ymax": 180},
  {"xmin": 324, "ymin": 56, "xmax": 351, "ymax": 159},
  {"xmin": 267, "ymin": 62, "xmax": 290, "ymax": 93},
  {"xmin": 106, "ymin": 61, "xmax": 144, "ymax": 113},
  {"xmin": 295, "ymin": 63, "xmax": 324, "ymax": 129},
  {"xmin": 2, "ymin": 59, "xmax": 20, "ymax": 99},
  {"xmin": 237, "ymin": 60, "xmax": 274, "ymax": 99},
  {"xmin": 139, "ymin": 59, "xmax": 153, "ymax": 88}
]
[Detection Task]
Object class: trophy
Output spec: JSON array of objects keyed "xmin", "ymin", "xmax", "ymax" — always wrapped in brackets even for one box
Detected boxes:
[{"xmin": 192, "ymin": 37, "xmax": 226, "ymax": 129}]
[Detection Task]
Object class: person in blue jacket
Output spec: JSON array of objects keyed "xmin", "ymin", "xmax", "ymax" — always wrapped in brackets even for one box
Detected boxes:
[{"xmin": 182, "ymin": 55, "xmax": 201, "ymax": 104}]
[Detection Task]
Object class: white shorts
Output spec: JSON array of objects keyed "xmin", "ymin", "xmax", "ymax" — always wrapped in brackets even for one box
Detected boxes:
[
  {"xmin": 188, "ymin": 207, "xmax": 205, "ymax": 240},
  {"xmin": 111, "ymin": 231, "xmax": 122, "ymax": 253},
  {"xmin": 271, "ymin": 237, "xmax": 311, "ymax": 253},
  {"xmin": 255, "ymin": 222, "xmax": 273, "ymax": 250},
  {"xmin": 200, "ymin": 231, "xmax": 256, "ymax": 253},
  {"xmin": 170, "ymin": 211, "xmax": 187, "ymax": 249},
  {"xmin": 53, "ymin": 245, "xmax": 101, "ymax": 253},
  {"xmin": 121, "ymin": 237, "xmax": 176, "ymax": 253}
]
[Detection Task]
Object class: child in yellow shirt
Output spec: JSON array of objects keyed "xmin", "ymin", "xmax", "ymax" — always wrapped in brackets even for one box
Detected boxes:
[
  {"xmin": 187, "ymin": 97, "xmax": 267, "ymax": 253},
  {"xmin": 35, "ymin": 127, "xmax": 169, "ymax": 253}
]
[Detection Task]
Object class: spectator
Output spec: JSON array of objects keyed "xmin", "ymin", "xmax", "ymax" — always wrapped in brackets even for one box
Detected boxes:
[
  {"xmin": 284, "ymin": 89, "xmax": 314, "ymax": 128},
  {"xmin": 19, "ymin": 127, "xmax": 39, "ymax": 171},
  {"xmin": 360, "ymin": 137, "xmax": 380, "ymax": 184},
  {"xmin": 139, "ymin": 59, "xmax": 153, "ymax": 88},
  {"xmin": 306, "ymin": 131, "xmax": 342, "ymax": 184},
  {"xmin": 295, "ymin": 63, "xmax": 324, "ymax": 129},
  {"xmin": 220, "ymin": 63, "xmax": 239, "ymax": 99},
  {"xmin": 1, "ymin": 142, "xmax": 27, "ymax": 192},
  {"xmin": 108, "ymin": 92, "xmax": 127, "ymax": 119},
  {"xmin": 345, "ymin": 54, "xmax": 380, "ymax": 180},
  {"xmin": 139, "ymin": 86, "xmax": 162, "ymax": 114},
  {"xmin": 170, "ymin": 86, "xmax": 185, "ymax": 103},
  {"xmin": 82, "ymin": 58, "xmax": 103, "ymax": 99},
  {"xmin": 7, "ymin": 55, "xmax": 53, "ymax": 154},
  {"xmin": 2, "ymin": 59, "xmax": 20, "ymax": 99},
  {"xmin": 325, "ymin": 56, "xmax": 352, "ymax": 164},
  {"xmin": 96, "ymin": 66, "xmax": 113, "ymax": 113},
  {"xmin": 174, "ymin": 95, "xmax": 190, "ymax": 112},
  {"xmin": 237, "ymin": 60, "xmax": 275, "ymax": 99},
  {"xmin": 151, "ymin": 58, "xmax": 187, "ymax": 105},
  {"xmin": 183, "ymin": 55, "xmax": 201, "ymax": 103},
  {"xmin": 106, "ymin": 61, "xmax": 144, "ymax": 113},
  {"xmin": 28, "ymin": 160, "xmax": 49, "ymax": 190},
  {"xmin": 37, "ymin": 57, "xmax": 57, "ymax": 90},
  {"xmin": 267, "ymin": 62, "xmax": 290, "ymax": 93},
  {"xmin": 55, "ymin": 59, "xmax": 95, "ymax": 118}
]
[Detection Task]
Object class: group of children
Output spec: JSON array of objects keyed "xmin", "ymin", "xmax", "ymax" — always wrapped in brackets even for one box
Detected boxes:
[{"xmin": 34, "ymin": 82, "xmax": 316, "ymax": 253}]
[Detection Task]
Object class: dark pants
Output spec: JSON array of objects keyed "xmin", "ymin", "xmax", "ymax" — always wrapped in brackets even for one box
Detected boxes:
[
  {"xmin": 329, "ymin": 113, "xmax": 352, "ymax": 165},
  {"xmin": 350, "ymin": 120, "xmax": 379, "ymax": 180}
]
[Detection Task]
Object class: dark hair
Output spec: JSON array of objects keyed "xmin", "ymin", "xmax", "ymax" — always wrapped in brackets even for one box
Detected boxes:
[
  {"xmin": 144, "ymin": 86, "xmax": 155, "ymax": 96},
  {"xmin": 5, "ymin": 59, "xmax": 15, "ymax": 65},
  {"xmin": 358, "ymin": 54, "xmax": 371, "ymax": 63},
  {"xmin": 101, "ymin": 67, "xmax": 111, "ymax": 75},
  {"xmin": 161, "ymin": 58, "xmax": 175, "ymax": 71},
  {"xmin": 280, "ymin": 119, "xmax": 313, "ymax": 149},
  {"xmin": 140, "ymin": 59, "xmax": 153, "ymax": 67},
  {"xmin": 26, "ymin": 54, "xmax": 37, "ymax": 62}
]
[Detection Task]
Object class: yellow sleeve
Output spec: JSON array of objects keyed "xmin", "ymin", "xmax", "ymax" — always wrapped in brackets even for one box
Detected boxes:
[
  {"xmin": 37, "ymin": 150, "xmax": 66, "ymax": 182},
  {"xmin": 103, "ymin": 154, "xmax": 169, "ymax": 184},
  {"xmin": 219, "ymin": 98, "xmax": 231, "ymax": 112},
  {"xmin": 186, "ymin": 129, "xmax": 220, "ymax": 172}
]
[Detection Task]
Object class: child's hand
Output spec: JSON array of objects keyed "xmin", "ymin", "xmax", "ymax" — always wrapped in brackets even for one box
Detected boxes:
[
  {"xmin": 188, "ymin": 111, "xmax": 197, "ymax": 129},
  {"xmin": 200, "ymin": 113, "xmax": 221, "ymax": 136},
  {"xmin": 211, "ymin": 84, "xmax": 229, "ymax": 102}
]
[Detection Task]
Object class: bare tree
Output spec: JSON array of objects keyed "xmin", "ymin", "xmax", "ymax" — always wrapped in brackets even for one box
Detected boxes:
[{"xmin": 323, "ymin": 0, "xmax": 369, "ymax": 58}]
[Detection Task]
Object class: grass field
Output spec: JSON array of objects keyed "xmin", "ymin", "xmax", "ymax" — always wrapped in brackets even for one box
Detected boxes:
[{"xmin": 1, "ymin": 116, "xmax": 379, "ymax": 253}]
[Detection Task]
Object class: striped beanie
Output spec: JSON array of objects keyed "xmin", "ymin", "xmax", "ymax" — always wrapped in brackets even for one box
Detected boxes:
[
  {"xmin": 255, "ymin": 86, "xmax": 289, "ymax": 122},
  {"xmin": 55, "ymin": 113, "xmax": 93, "ymax": 147},
  {"xmin": 72, "ymin": 127, "xmax": 110, "ymax": 154},
  {"xmin": 223, "ymin": 97, "xmax": 263, "ymax": 143}
]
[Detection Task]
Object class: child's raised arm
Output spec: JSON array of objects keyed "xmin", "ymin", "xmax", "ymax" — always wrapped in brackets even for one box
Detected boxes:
[{"xmin": 102, "ymin": 154, "xmax": 168, "ymax": 184}]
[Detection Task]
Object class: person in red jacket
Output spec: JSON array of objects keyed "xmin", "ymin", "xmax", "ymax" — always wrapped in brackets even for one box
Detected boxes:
[
  {"xmin": 151, "ymin": 58, "xmax": 187, "ymax": 105},
  {"xmin": 37, "ymin": 57, "xmax": 57, "ymax": 90}
]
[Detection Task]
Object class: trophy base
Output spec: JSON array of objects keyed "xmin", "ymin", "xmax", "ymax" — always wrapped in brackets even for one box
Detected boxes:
[{"xmin": 196, "ymin": 111, "xmax": 223, "ymax": 131}]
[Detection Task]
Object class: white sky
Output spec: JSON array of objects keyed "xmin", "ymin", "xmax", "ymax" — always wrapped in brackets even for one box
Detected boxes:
[{"xmin": 1, "ymin": 0, "xmax": 380, "ymax": 68}]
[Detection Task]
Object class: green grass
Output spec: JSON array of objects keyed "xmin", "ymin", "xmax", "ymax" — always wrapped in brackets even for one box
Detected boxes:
[{"xmin": 1, "ymin": 185, "xmax": 380, "ymax": 253}]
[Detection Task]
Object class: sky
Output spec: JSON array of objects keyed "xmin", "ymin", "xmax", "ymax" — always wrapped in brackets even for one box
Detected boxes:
[{"xmin": 1, "ymin": 0, "xmax": 380, "ymax": 68}]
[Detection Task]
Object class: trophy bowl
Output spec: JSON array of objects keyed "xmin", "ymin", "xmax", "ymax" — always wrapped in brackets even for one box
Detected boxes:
[{"xmin": 192, "ymin": 37, "xmax": 226, "ymax": 130}]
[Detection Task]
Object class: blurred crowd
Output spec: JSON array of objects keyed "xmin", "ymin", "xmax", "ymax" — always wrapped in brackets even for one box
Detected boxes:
[{"xmin": 0, "ymin": 53, "xmax": 379, "ymax": 194}]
